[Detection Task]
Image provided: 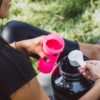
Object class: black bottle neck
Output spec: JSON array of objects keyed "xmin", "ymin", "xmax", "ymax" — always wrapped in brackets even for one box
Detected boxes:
[{"xmin": 59, "ymin": 57, "xmax": 83, "ymax": 80}]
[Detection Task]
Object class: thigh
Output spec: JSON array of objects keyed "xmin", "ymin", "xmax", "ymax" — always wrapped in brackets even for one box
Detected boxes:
[
  {"xmin": 10, "ymin": 77, "xmax": 50, "ymax": 100},
  {"xmin": 1, "ymin": 20, "xmax": 50, "ymax": 43}
]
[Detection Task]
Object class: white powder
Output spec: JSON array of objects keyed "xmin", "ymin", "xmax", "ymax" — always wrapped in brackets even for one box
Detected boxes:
[{"xmin": 68, "ymin": 50, "xmax": 86, "ymax": 67}]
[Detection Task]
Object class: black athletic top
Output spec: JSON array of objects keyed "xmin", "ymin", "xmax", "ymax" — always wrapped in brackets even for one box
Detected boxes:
[{"xmin": 0, "ymin": 45, "xmax": 36, "ymax": 100}]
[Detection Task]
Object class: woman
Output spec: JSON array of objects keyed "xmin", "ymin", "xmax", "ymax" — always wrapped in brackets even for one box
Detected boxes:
[{"xmin": 1, "ymin": 0, "xmax": 100, "ymax": 100}]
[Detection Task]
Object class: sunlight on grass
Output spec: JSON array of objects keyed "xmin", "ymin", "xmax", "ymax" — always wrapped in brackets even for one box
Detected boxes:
[{"xmin": 2, "ymin": 0, "xmax": 100, "ymax": 43}]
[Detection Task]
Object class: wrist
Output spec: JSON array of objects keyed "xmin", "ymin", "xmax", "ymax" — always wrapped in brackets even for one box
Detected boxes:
[
  {"xmin": 15, "ymin": 41, "xmax": 27, "ymax": 53},
  {"xmin": 95, "ymin": 79, "xmax": 100, "ymax": 86},
  {"xmin": 10, "ymin": 41, "xmax": 17, "ymax": 49},
  {"xmin": 94, "ymin": 79, "xmax": 100, "ymax": 98}
]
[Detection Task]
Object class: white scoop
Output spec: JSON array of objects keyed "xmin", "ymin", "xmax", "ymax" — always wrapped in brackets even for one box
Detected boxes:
[{"xmin": 68, "ymin": 50, "xmax": 86, "ymax": 67}]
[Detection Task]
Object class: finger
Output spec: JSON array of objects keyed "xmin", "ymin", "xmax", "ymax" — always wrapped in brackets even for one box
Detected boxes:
[
  {"xmin": 78, "ymin": 67, "xmax": 87, "ymax": 73},
  {"xmin": 78, "ymin": 67, "xmax": 86, "ymax": 70},
  {"xmin": 78, "ymin": 69, "xmax": 85, "ymax": 73},
  {"xmin": 87, "ymin": 75, "xmax": 93, "ymax": 80},
  {"xmin": 35, "ymin": 47, "xmax": 46, "ymax": 58},
  {"xmin": 38, "ymin": 51, "xmax": 46, "ymax": 58},
  {"xmin": 86, "ymin": 60, "xmax": 99, "ymax": 65},
  {"xmin": 82, "ymin": 73, "xmax": 91, "ymax": 80},
  {"xmin": 85, "ymin": 63, "xmax": 94, "ymax": 69},
  {"xmin": 81, "ymin": 70, "xmax": 90, "ymax": 77},
  {"xmin": 33, "ymin": 36, "xmax": 43, "ymax": 44},
  {"xmin": 82, "ymin": 72, "xmax": 88, "ymax": 76}
]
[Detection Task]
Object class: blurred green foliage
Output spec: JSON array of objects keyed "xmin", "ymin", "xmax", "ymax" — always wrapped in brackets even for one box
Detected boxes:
[
  {"xmin": 61, "ymin": 0, "xmax": 91, "ymax": 18},
  {"xmin": 2, "ymin": 0, "xmax": 100, "ymax": 44}
]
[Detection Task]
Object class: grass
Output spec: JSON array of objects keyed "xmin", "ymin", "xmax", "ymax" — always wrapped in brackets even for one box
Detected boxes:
[{"xmin": 2, "ymin": 0, "xmax": 100, "ymax": 43}]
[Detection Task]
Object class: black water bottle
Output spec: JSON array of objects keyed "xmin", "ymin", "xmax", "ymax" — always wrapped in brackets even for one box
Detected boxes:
[{"xmin": 51, "ymin": 52, "xmax": 94, "ymax": 100}]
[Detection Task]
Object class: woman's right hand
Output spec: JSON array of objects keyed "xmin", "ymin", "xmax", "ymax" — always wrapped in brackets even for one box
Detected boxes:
[
  {"xmin": 78, "ymin": 60, "xmax": 100, "ymax": 81},
  {"xmin": 10, "ymin": 36, "xmax": 46, "ymax": 58}
]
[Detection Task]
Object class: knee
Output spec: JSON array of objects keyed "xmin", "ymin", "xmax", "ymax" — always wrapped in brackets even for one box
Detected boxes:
[
  {"xmin": 1, "ymin": 20, "xmax": 23, "ymax": 43},
  {"xmin": 1, "ymin": 20, "xmax": 29, "ymax": 43}
]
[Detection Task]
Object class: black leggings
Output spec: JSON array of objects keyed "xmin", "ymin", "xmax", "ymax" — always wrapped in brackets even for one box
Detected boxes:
[
  {"xmin": 1, "ymin": 20, "xmax": 50, "ymax": 43},
  {"xmin": 1, "ymin": 20, "xmax": 79, "ymax": 60}
]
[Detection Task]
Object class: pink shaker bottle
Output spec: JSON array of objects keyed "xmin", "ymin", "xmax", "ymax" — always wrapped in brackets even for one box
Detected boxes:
[{"xmin": 38, "ymin": 34, "xmax": 64, "ymax": 73}]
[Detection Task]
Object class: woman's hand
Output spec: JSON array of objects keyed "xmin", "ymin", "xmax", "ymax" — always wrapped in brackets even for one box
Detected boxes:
[
  {"xmin": 78, "ymin": 60, "xmax": 100, "ymax": 81},
  {"xmin": 10, "ymin": 36, "xmax": 45, "ymax": 58},
  {"xmin": 78, "ymin": 61, "xmax": 100, "ymax": 100}
]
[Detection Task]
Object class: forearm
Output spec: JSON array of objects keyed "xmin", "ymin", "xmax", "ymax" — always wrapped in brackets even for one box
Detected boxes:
[
  {"xmin": 79, "ymin": 80, "xmax": 100, "ymax": 100},
  {"xmin": 10, "ymin": 41, "xmax": 27, "ymax": 53},
  {"xmin": 79, "ymin": 43, "xmax": 100, "ymax": 60},
  {"xmin": 9, "ymin": 38, "xmax": 45, "ymax": 58}
]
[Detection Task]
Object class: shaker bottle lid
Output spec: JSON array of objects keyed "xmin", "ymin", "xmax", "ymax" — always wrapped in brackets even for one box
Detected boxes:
[{"xmin": 68, "ymin": 50, "xmax": 86, "ymax": 67}]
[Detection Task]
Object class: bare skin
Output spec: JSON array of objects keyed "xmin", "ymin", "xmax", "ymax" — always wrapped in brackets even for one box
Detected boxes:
[
  {"xmin": 78, "ymin": 60, "xmax": 100, "ymax": 100},
  {"xmin": 79, "ymin": 43, "xmax": 100, "ymax": 60}
]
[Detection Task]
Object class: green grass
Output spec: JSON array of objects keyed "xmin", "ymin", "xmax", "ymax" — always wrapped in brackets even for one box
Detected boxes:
[{"xmin": 2, "ymin": 0, "xmax": 100, "ymax": 43}]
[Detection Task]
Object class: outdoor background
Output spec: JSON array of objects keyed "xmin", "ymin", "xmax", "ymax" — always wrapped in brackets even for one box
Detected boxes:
[{"xmin": 2, "ymin": 0, "xmax": 100, "ymax": 43}]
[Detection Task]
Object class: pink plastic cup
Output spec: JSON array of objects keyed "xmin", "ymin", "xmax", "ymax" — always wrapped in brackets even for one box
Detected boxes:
[{"xmin": 38, "ymin": 34, "xmax": 64, "ymax": 73}]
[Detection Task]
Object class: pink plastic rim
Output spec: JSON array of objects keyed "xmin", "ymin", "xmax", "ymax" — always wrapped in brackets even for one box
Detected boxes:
[{"xmin": 43, "ymin": 34, "xmax": 64, "ymax": 54}]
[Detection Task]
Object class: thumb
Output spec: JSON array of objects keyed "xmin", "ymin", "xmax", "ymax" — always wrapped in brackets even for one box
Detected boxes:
[{"xmin": 38, "ymin": 51, "xmax": 46, "ymax": 58}]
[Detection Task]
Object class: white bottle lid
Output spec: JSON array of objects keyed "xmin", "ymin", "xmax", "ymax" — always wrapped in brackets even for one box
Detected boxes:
[{"xmin": 68, "ymin": 50, "xmax": 86, "ymax": 67}]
